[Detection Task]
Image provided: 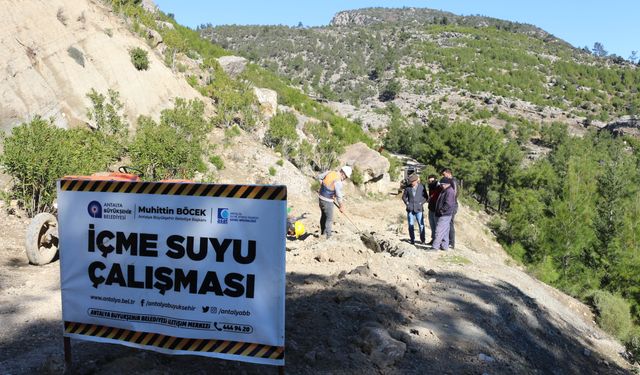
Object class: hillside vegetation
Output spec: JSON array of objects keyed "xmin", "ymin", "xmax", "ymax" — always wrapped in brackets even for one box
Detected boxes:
[
  {"xmin": 203, "ymin": 8, "xmax": 640, "ymax": 358},
  {"xmin": 204, "ymin": 9, "xmax": 640, "ymax": 122}
]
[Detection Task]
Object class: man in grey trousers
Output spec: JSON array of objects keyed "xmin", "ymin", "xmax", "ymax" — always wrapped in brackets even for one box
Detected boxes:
[
  {"xmin": 317, "ymin": 166, "xmax": 352, "ymax": 239},
  {"xmin": 440, "ymin": 168, "xmax": 459, "ymax": 249},
  {"xmin": 432, "ymin": 177, "xmax": 457, "ymax": 250}
]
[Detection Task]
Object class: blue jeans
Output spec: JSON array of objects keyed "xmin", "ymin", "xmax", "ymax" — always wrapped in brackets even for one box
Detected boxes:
[{"xmin": 407, "ymin": 211, "xmax": 425, "ymax": 244}]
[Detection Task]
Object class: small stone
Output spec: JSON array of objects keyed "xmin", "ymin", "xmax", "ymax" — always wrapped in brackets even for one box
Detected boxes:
[
  {"xmin": 334, "ymin": 291, "xmax": 351, "ymax": 303},
  {"xmin": 428, "ymin": 278, "xmax": 437, "ymax": 283},
  {"xmin": 304, "ymin": 350, "xmax": 317, "ymax": 361},
  {"xmin": 349, "ymin": 265, "xmax": 370, "ymax": 276},
  {"xmin": 288, "ymin": 339, "xmax": 299, "ymax": 351},
  {"xmin": 478, "ymin": 353, "xmax": 495, "ymax": 363},
  {"xmin": 583, "ymin": 348, "xmax": 591, "ymax": 357}
]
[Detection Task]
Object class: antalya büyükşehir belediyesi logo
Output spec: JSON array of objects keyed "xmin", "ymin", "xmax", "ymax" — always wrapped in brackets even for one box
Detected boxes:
[{"xmin": 88, "ymin": 201, "xmax": 102, "ymax": 218}]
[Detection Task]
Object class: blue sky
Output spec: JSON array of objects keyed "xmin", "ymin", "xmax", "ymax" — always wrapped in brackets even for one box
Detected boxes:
[{"xmin": 154, "ymin": 0, "xmax": 639, "ymax": 59}]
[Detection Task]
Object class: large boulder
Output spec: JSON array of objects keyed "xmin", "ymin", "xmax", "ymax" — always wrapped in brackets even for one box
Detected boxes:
[
  {"xmin": 141, "ymin": 0, "xmax": 158, "ymax": 13},
  {"xmin": 253, "ymin": 87, "xmax": 278, "ymax": 120},
  {"xmin": 217, "ymin": 55, "xmax": 247, "ymax": 77},
  {"xmin": 155, "ymin": 21, "xmax": 175, "ymax": 30},
  {"xmin": 339, "ymin": 142, "xmax": 390, "ymax": 181},
  {"xmin": 145, "ymin": 27, "xmax": 163, "ymax": 48}
]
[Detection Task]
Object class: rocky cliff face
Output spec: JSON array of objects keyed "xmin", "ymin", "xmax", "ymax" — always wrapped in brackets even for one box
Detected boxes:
[
  {"xmin": 329, "ymin": 8, "xmax": 555, "ymax": 40},
  {"xmin": 0, "ymin": 0, "xmax": 201, "ymax": 132}
]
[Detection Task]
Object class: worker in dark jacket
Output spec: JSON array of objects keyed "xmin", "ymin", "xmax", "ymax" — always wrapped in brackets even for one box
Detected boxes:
[
  {"xmin": 432, "ymin": 177, "xmax": 457, "ymax": 250},
  {"xmin": 441, "ymin": 167, "xmax": 459, "ymax": 249},
  {"xmin": 426, "ymin": 174, "xmax": 440, "ymax": 245},
  {"xmin": 402, "ymin": 174, "xmax": 427, "ymax": 244}
]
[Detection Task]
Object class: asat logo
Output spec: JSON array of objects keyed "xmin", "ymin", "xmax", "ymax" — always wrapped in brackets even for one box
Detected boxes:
[
  {"xmin": 217, "ymin": 208, "xmax": 229, "ymax": 224},
  {"xmin": 88, "ymin": 201, "xmax": 102, "ymax": 218}
]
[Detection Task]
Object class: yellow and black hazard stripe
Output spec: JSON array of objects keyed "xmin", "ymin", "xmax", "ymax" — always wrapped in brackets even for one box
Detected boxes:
[
  {"xmin": 58, "ymin": 179, "xmax": 286, "ymax": 201},
  {"xmin": 64, "ymin": 321, "xmax": 284, "ymax": 360}
]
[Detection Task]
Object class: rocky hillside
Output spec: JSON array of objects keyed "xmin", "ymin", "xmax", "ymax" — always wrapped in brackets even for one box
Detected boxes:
[
  {"xmin": 203, "ymin": 8, "xmax": 640, "ymax": 137},
  {"xmin": 330, "ymin": 7, "xmax": 558, "ymax": 40},
  {"xmin": 0, "ymin": 0, "xmax": 200, "ymax": 131}
]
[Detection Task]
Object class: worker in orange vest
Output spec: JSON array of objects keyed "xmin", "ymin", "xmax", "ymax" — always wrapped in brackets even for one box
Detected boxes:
[{"xmin": 317, "ymin": 166, "xmax": 352, "ymax": 239}]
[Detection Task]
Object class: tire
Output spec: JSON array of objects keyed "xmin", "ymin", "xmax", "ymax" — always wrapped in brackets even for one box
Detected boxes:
[{"xmin": 25, "ymin": 213, "xmax": 59, "ymax": 265}]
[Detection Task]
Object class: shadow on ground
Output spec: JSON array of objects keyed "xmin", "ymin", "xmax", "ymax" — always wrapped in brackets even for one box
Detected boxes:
[{"xmin": 0, "ymin": 270, "xmax": 631, "ymax": 374}]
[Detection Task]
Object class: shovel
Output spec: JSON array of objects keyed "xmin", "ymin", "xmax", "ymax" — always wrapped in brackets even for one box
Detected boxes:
[{"xmin": 334, "ymin": 202, "xmax": 381, "ymax": 252}]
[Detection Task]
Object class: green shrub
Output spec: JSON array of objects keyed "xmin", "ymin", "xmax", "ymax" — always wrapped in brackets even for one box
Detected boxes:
[
  {"xmin": 383, "ymin": 151, "xmax": 401, "ymax": 181},
  {"xmin": 130, "ymin": 99, "xmax": 210, "ymax": 180},
  {"xmin": 130, "ymin": 116, "xmax": 202, "ymax": 180},
  {"xmin": 292, "ymin": 139, "xmax": 313, "ymax": 169},
  {"xmin": 129, "ymin": 47, "xmax": 149, "ymax": 70},
  {"xmin": 67, "ymin": 46, "xmax": 85, "ymax": 67},
  {"xmin": 1, "ymin": 118, "xmax": 118, "ymax": 216},
  {"xmin": 276, "ymin": 159, "xmax": 284, "ymax": 167},
  {"xmin": 590, "ymin": 290, "xmax": 633, "ymax": 342},
  {"xmin": 202, "ymin": 60, "xmax": 256, "ymax": 130},
  {"xmin": 264, "ymin": 112, "xmax": 299, "ymax": 159},
  {"xmin": 209, "ymin": 155, "xmax": 224, "ymax": 170},
  {"xmin": 379, "ymin": 80, "xmax": 401, "ymax": 102},
  {"xmin": 351, "ymin": 165, "xmax": 364, "ymax": 186},
  {"xmin": 86, "ymin": 89, "xmax": 129, "ymax": 149},
  {"xmin": 269, "ymin": 166, "xmax": 277, "ymax": 176},
  {"xmin": 223, "ymin": 125, "xmax": 241, "ymax": 146},
  {"xmin": 186, "ymin": 75, "xmax": 198, "ymax": 87}
]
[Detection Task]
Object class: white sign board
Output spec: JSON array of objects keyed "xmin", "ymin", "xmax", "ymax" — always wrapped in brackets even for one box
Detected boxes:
[{"xmin": 57, "ymin": 179, "xmax": 286, "ymax": 365}]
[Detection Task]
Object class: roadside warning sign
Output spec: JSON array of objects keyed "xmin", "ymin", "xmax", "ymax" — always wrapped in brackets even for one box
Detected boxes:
[{"xmin": 57, "ymin": 179, "xmax": 286, "ymax": 365}]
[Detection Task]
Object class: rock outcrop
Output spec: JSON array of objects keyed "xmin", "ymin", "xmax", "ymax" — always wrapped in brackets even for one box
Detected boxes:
[
  {"xmin": 216, "ymin": 56, "xmax": 247, "ymax": 77},
  {"xmin": 0, "ymin": 0, "xmax": 201, "ymax": 132},
  {"xmin": 253, "ymin": 87, "xmax": 278, "ymax": 119},
  {"xmin": 601, "ymin": 116, "xmax": 640, "ymax": 137},
  {"xmin": 339, "ymin": 142, "xmax": 390, "ymax": 180}
]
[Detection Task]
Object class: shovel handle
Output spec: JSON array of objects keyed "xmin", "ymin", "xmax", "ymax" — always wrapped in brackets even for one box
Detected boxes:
[{"xmin": 334, "ymin": 201, "xmax": 362, "ymax": 233}]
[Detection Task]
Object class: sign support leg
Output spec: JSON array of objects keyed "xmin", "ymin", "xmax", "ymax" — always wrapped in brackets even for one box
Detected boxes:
[
  {"xmin": 64, "ymin": 336, "xmax": 72, "ymax": 368},
  {"xmin": 278, "ymin": 366, "xmax": 285, "ymax": 375}
]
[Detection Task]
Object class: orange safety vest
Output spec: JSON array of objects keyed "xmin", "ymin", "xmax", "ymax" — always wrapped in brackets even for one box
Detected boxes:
[{"xmin": 319, "ymin": 171, "xmax": 340, "ymax": 199}]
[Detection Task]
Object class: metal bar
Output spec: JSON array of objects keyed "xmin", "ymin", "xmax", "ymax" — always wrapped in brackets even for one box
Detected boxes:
[{"xmin": 64, "ymin": 336, "xmax": 72, "ymax": 368}]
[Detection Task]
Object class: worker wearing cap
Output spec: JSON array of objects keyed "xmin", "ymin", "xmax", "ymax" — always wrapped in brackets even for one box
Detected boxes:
[
  {"xmin": 402, "ymin": 173, "xmax": 427, "ymax": 245},
  {"xmin": 432, "ymin": 177, "xmax": 458, "ymax": 250},
  {"xmin": 317, "ymin": 166, "xmax": 352, "ymax": 239}
]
